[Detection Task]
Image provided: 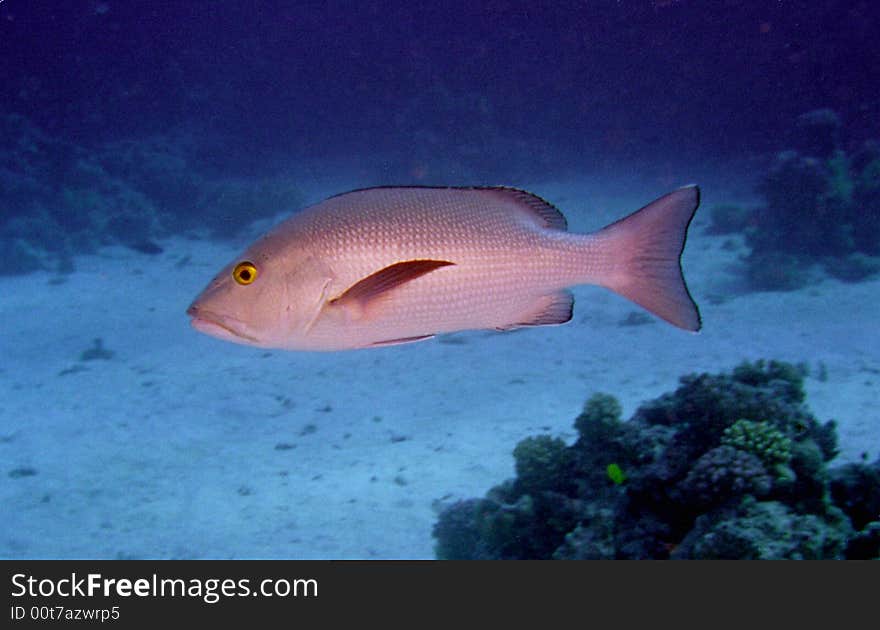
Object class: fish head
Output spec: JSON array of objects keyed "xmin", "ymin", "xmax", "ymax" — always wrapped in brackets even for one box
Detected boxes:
[{"xmin": 187, "ymin": 241, "xmax": 334, "ymax": 349}]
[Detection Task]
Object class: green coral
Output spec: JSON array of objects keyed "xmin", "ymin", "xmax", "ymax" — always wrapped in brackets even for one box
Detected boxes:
[{"xmin": 721, "ymin": 419, "xmax": 792, "ymax": 467}]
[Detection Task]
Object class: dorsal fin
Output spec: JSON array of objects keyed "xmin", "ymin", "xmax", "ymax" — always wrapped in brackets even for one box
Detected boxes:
[
  {"xmin": 330, "ymin": 260, "xmax": 454, "ymax": 311},
  {"xmin": 482, "ymin": 186, "xmax": 568, "ymax": 231},
  {"xmin": 326, "ymin": 185, "xmax": 568, "ymax": 231}
]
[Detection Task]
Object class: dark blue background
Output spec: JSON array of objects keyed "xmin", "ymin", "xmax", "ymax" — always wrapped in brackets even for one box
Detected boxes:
[{"xmin": 2, "ymin": 1, "xmax": 878, "ymax": 180}]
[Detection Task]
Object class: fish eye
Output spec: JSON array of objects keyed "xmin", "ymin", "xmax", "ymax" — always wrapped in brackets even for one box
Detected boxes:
[{"xmin": 232, "ymin": 261, "xmax": 258, "ymax": 285}]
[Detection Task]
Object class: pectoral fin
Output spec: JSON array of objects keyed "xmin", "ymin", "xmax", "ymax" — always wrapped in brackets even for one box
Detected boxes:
[{"xmin": 330, "ymin": 260, "xmax": 454, "ymax": 312}]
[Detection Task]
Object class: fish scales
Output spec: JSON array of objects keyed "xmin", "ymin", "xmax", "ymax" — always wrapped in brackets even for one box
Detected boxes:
[{"xmin": 266, "ymin": 188, "xmax": 604, "ymax": 337}]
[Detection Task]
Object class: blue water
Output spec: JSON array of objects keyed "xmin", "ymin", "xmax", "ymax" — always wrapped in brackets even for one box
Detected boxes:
[{"xmin": 1, "ymin": 2, "xmax": 878, "ymax": 559}]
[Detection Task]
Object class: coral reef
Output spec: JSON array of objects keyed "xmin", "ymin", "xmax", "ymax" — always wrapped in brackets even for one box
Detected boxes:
[
  {"xmin": 0, "ymin": 111, "xmax": 304, "ymax": 274},
  {"xmin": 793, "ymin": 108, "xmax": 842, "ymax": 160},
  {"xmin": 706, "ymin": 204, "xmax": 753, "ymax": 235},
  {"xmin": 742, "ymin": 109, "xmax": 880, "ymax": 290},
  {"xmin": 433, "ymin": 360, "xmax": 875, "ymax": 559}
]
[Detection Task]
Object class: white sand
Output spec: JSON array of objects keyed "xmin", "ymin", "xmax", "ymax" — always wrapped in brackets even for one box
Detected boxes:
[{"xmin": 1, "ymin": 179, "xmax": 877, "ymax": 559}]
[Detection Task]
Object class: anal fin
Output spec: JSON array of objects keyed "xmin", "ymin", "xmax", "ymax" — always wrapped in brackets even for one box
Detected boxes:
[{"xmin": 496, "ymin": 291, "xmax": 574, "ymax": 331}]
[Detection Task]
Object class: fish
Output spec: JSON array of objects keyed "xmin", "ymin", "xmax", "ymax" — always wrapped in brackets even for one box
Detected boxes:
[{"xmin": 187, "ymin": 185, "xmax": 701, "ymax": 351}]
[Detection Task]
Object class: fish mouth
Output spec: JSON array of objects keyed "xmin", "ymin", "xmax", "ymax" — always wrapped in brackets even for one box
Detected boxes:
[{"xmin": 187, "ymin": 305, "xmax": 259, "ymax": 344}]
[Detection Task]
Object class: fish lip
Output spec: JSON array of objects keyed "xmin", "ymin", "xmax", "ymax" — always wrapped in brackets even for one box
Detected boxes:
[{"xmin": 187, "ymin": 306, "xmax": 259, "ymax": 343}]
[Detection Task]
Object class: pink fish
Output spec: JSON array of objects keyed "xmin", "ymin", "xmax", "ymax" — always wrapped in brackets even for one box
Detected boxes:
[{"xmin": 187, "ymin": 185, "xmax": 701, "ymax": 351}]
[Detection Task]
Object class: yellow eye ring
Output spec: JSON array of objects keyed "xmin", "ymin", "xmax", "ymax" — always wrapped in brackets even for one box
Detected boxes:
[{"xmin": 232, "ymin": 261, "xmax": 258, "ymax": 285}]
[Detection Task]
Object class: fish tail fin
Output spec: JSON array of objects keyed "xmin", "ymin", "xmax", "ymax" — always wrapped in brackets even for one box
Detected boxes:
[{"xmin": 595, "ymin": 185, "xmax": 702, "ymax": 331}]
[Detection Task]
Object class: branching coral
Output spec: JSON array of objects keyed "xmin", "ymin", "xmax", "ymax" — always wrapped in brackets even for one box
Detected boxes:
[{"xmin": 721, "ymin": 419, "xmax": 792, "ymax": 467}]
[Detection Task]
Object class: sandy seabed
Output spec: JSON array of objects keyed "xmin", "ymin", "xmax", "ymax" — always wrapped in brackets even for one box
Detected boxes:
[{"xmin": 1, "ymin": 179, "xmax": 877, "ymax": 559}]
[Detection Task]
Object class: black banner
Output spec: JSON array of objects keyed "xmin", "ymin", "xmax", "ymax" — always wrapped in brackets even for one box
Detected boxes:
[{"xmin": 3, "ymin": 560, "xmax": 879, "ymax": 625}]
